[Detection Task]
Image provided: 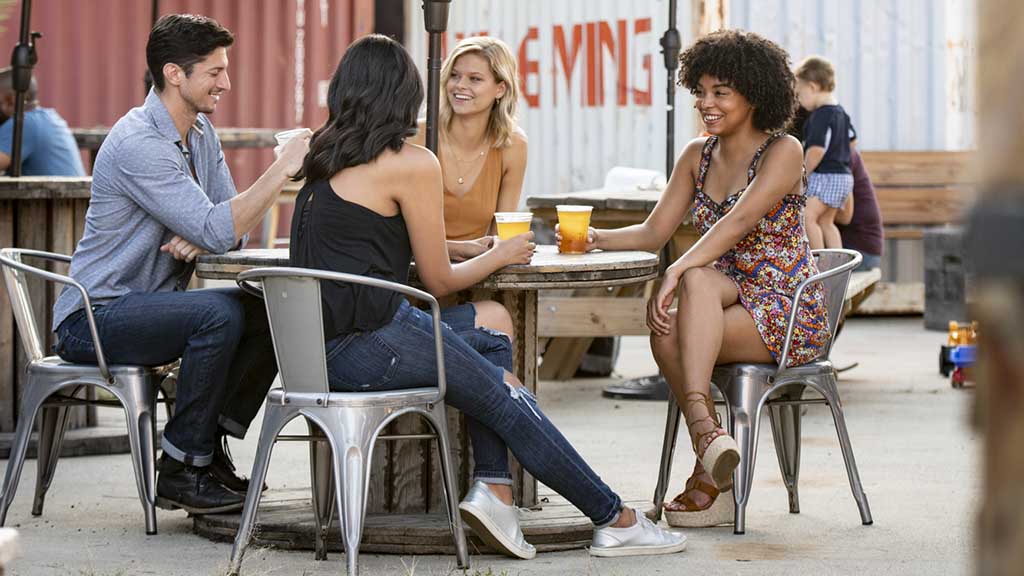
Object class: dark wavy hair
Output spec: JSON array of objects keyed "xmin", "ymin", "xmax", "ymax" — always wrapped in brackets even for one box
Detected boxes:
[
  {"xmin": 297, "ymin": 34, "xmax": 423, "ymax": 183},
  {"xmin": 678, "ymin": 29, "xmax": 796, "ymax": 132}
]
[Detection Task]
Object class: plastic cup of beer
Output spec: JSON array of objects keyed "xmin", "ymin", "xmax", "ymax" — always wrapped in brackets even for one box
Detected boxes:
[
  {"xmin": 494, "ymin": 212, "xmax": 533, "ymax": 240},
  {"xmin": 556, "ymin": 205, "xmax": 593, "ymax": 254},
  {"xmin": 274, "ymin": 128, "xmax": 310, "ymax": 158}
]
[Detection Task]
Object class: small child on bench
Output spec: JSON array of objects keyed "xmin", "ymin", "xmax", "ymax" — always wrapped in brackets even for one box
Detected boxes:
[{"xmin": 795, "ymin": 55, "xmax": 858, "ymax": 250}]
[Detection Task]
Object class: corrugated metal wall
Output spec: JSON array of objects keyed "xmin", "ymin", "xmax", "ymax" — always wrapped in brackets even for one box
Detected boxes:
[
  {"xmin": 405, "ymin": 0, "xmax": 699, "ymax": 199},
  {"xmin": 405, "ymin": 0, "xmax": 976, "ymax": 199},
  {"xmin": 729, "ymin": 0, "xmax": 976, "ymax": 151},
  {"xmin": 0, "ymin": 0, "xmax": 373, "ymax": 192}
]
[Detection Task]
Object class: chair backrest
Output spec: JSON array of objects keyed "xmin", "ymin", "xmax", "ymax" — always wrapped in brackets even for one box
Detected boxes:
[
  {"xmin": 812, "ymin": 249, "xmax": 861, "ymax": 361},
  {"xmin": 238, "ymin": 266, "xmax": 446, "ymax": 402},
  {"xmin": 253, "ymin": 273, "xmax": 331, "ymax": 396},
  {"xmin": 776, "ymin": 248, "xmax": 861, "ymax": 370},
  {"xmin": 0, "ymin": 248, "xmax": 62, "ymax": 362}
]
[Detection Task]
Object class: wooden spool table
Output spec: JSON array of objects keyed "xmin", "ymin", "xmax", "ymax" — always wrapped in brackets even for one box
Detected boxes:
[{"xmin": 193, "ymin": 245, "xmax": 658, "ymax": 554}]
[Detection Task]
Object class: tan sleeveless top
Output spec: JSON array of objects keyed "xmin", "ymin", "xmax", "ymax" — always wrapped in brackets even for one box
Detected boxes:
[{"xmin": 441, "ymin": 146, "xmax": 503, "ymax": 241}]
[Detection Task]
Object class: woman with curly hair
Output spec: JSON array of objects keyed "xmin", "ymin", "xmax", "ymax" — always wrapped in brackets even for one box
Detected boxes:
[{"xmin": 564, "ymin": 29, "xmax": 828, "ymax": 527}]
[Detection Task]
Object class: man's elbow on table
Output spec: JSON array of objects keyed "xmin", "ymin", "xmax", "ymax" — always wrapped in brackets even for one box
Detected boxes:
[{"xmin": 0, "ymin": 151, "xmax": 11, "ymax": 172}]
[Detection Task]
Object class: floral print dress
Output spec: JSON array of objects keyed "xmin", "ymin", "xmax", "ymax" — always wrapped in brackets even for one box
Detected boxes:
[{"xmin": 691, "ymin": 132, "xmax": 829, "ymax": 366}]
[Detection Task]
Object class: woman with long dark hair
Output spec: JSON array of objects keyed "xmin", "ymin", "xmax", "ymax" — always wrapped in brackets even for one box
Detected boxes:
[{"xmin": 290, "ymin": 35, "xmax": 685, "ymax": 560}]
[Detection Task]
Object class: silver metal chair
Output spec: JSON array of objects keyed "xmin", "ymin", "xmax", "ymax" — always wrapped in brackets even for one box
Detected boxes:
[
  {"xmin": 228, "ymin": 267, "xmax": 469, "ymax": 576},
  {"xmin": 0, "ymin": 248, "xmax": 175, "ymax": 535},
  {"xmin": 649, "ymin": 249, "xmax": 873, "ymax": 534}
]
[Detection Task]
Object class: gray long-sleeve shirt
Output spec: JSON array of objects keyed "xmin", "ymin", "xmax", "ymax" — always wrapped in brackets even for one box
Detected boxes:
[{"xmin": 52, "ymin": 89, "xmax": 238, "ymax": 330}]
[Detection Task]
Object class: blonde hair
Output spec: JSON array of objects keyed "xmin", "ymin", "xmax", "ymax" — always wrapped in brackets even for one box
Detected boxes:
[
  {"xmin": 795, "ymin": 55, "xmax": 836, "ymax": 92},
  {"xmin": 439, "ymin": 36, "xmax": 520, "ymax": 148}
]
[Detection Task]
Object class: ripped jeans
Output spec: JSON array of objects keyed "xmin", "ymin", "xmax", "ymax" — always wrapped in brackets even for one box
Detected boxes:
[{"xmin": 325, "ymin": 299, "xmax": 623, "ymax": 527}]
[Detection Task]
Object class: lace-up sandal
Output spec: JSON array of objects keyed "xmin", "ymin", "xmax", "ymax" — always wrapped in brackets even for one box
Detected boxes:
[
  {"xmin": 663, "ymin": 475, "xmax": 735, "ymax": 528},
  {"xmin": 684, "ymin": 391, "xmax": 740, "ymax": 490}
]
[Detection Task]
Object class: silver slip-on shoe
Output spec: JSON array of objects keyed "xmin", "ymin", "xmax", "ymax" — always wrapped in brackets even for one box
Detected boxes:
[
  {"xmin": 458, "ymin": 481, "xmax": 537, "ymax": 559},
  {"xmin": 590, "ymin": 509, "xmax": 688, "ymax": 557}
]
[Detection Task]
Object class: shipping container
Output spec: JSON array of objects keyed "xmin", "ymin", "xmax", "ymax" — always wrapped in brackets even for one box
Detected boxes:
[
  {"xmin": 405, "ymin": 0, "xmax": 976, "ymax": 199},
  {"xmin": 0, "ymin": 0, "xmax": 374, "ymax": 194}
]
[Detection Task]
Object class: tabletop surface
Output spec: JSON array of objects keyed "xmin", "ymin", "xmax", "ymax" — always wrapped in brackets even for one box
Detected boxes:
[{"xmin": 197, "ymin": 245, "xmax": 660, "ymax": 290}]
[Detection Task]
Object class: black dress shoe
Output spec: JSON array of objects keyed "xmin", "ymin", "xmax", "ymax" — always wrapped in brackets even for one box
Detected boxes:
[
  {"xmin": 156, "ymin": 455, "xmax": 245, "ymax": 515},
  {"xmin": 209, "ymin": 436, "xmax": 252, "ymax": 494}
]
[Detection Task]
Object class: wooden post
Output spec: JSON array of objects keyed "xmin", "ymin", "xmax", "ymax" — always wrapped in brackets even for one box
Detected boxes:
[{"xmin": 976, "ymin": 1, "xmax": 1024, "ymax": 575}]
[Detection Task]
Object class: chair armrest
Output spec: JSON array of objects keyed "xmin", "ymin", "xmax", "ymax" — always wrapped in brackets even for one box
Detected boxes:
[
  {"xmin": 776, "ymin": 250, "xmax": 862, "ymax": 373},
  {"xmin": 238, "ymin": 266, "xmax": 447, "ymax": 403},
  {"xmin": 0, "ymin": 249, "xmax": 113, "ymax": 382}
]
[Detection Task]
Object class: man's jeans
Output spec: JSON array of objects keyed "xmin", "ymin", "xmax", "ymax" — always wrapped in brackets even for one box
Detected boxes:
[
  {"xmin": 55, "ymin": 288, "xmax": 276, "ymax": 466},
  {"xmin": 325, "ymin": 300, "xmax": 623, "ymax": 527}
]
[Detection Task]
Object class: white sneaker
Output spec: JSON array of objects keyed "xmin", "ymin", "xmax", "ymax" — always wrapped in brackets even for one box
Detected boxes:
[
  {"xmin": 590, "ymin": 510, "xmax": 687, "ymax": 557},
  {"xmin": 458, "ymin": 481, "xmax": 536, "ymax": 559}
]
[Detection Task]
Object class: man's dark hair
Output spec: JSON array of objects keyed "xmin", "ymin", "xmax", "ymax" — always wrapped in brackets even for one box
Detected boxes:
[
  {"xmin": 146, "ymin": 14, "xmax": 234, "ymax": 92},
  {"xmin": 297, "ymin": 34, "xmax": 423, "ymax": 183},
  {"xmin": 678, "ymin": 29, "xmax": 797, "ymax": 132},
  {"xmin": 0, "ymin": 67, "xmax": 37, "ymax": 101}
]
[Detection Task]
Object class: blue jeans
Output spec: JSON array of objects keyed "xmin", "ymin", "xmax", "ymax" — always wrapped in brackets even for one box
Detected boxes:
[
  {"xmin": 855, "ymin": 252, "xmax": 881, "ymax": 272},
  {"xmin": 325, "ymin": 300, "xmax": 623, "ymax": 527},
  {"xmin": 55, "ymin": 288, "xmax": 276, "ymax": 466}
]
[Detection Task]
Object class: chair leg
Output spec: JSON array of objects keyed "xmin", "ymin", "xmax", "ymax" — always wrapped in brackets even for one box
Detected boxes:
[
  {"xmin": 123, "ymin": 395, "xmax": 159, "ymax": 535},
  {"xmin": 648, "ymin": 399, "xmax": 682, "ymax": 522},
  {"xmin": 31, "ymin": 405, "xmax": 72, "ymax": 517},
  {"xmin": 307, "ymin": 419, "xmax": 336, "ymax": 561},
  {"xmin": 321, "ymin": 413, "xmax": 375, "ymax": 576},
  {"xmin": 0, "ymin": 384, "xmax": 49, "ymax": 526},
  {"xmin": 819, "ymin": 377, "xmax": 873, "ymax": 526},
  {"xmin": 728, "ymin": 402, "xmax": 762, "ymax": 535},
  {"xmin": 228, "ymin": 406, "xmax": 290, "ymax": 576},
  {"xmin": 159, "ymin": 374, "xmax": 177, "ymax": 421},
  {"xmin": 768, "ymin": 385, "xmax": 805, "ymax": 514},
  {"xmin": 425, "ymin": 404, "xmax": 469, "ymax": 569}
]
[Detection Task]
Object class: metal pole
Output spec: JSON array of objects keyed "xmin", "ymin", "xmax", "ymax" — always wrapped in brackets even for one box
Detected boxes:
[
  {"xmin": 9, "ymin": 0, "xmax": 39, "ymax": 177},
  {"xmin": 602, "ymin": 0, "xmax": 681, "ymax": 401},
  {"xmin": 144, "ymin": 0, "xmax": 160, "ymax": 95},
  {"xmin": 422, "ymin": 0, "xmax": 451, "ymax": 155}
]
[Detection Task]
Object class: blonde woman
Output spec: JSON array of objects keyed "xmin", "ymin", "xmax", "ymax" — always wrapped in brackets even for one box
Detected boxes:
[{"xmin": 412, "ymin": 36, "xmax": 528, "ymax": 262}]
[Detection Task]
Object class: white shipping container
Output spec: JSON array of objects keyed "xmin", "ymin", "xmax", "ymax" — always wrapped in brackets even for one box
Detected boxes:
[{"xmin": 404, "ymin": 0, "xmax": 976, "ymax": 199}]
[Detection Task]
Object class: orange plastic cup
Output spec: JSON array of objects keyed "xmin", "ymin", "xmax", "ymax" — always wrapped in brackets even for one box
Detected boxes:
[
  {"xmin": 556, "ymin": 205, "xmax": 593, "ymax": 254},
  {"xmin": 494, "ymin": 212, "xmax": 533, "ymax": 240}
]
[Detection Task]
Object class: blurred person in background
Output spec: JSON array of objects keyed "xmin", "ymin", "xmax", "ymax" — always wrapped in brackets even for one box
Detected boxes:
[{"xmin": 0, "ymin": 67, "xmax": 84, "ymax": 176}]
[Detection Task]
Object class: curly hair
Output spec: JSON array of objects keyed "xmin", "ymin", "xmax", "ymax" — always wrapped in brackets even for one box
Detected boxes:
[{"xmin": 678, "ymin": 29, "xmax": 796, "ymax": 132}]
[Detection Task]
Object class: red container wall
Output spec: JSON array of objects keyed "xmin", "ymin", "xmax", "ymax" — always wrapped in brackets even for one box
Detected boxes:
[{"xmin": 0, "ymin": 0, "xmax": 374, "ymax": 241}]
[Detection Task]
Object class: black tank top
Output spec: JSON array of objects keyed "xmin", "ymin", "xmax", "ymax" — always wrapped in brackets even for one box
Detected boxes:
[{"xmin": 289, "ymin": 179, "xmax": 411, "ymax": 338}]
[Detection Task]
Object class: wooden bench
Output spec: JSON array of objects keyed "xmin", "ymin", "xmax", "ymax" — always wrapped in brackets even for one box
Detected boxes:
[{"xmin": 855, "ymin": 150, "xmax": 976, "ymax": 314}]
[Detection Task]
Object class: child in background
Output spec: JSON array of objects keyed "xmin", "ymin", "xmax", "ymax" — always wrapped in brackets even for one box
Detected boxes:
[{"xmin": 795, "ymin": 56, "xmax": 857, "ymax": 249}]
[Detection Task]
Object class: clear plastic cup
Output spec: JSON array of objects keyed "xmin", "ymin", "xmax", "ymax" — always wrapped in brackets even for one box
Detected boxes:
[
  {"xmin": 556, "ymin": 205, "xmax": 593, "ymax": 254},
  {"xmin": 494, "ymin": 212, "xmax": 533, "ymax": 240},
  {"xmin": 274, "ymin": 128, "xmax": 310, "ymax": 158}
]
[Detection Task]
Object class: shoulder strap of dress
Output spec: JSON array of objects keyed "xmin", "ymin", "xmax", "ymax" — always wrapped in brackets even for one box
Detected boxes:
[
  {"xmin": 746, "ymin": 132, "xmax": 786, "ymax": 184},
  {"xmin": 695, "ymin": 136, "xmax": 718, "ymax": 194}
]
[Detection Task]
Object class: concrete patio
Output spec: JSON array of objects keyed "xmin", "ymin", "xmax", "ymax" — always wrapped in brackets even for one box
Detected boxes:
[{"xmin": 1, "ymin": 317, "xmax": 977, "ymax": 575}]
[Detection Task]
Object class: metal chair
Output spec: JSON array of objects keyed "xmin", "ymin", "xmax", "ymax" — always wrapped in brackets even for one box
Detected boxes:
[
  {"xmin": 649, "ymin": 249, "xmax": 873, "ymax": 534},
  {"xmin": 228, "ymin": 267, "xmax": 469, "ymax": 576},
  {"xmin": 0, "ymin": 248, "xmax": 176, "ymax": 535}
]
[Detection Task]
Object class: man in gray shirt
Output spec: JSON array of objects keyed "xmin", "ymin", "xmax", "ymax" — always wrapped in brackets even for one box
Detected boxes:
[{"xmin": 52, "ymin": 14, "xmax": 310, "ymax": 518}]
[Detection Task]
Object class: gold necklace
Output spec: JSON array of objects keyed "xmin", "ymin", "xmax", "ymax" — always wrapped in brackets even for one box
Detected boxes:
[{"xmin": 447, "ymin": 138, "xmax": 489, "ymax": 185}]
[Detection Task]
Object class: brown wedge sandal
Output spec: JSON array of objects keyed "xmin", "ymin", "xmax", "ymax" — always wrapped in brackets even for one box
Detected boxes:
[
  {"xmin": 664, "ymin": 474, "xmax": 735, "ymax": 528},
  {"xmin": 683, "ymin": 391, "xmax": 740, "ymax": 490}
]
